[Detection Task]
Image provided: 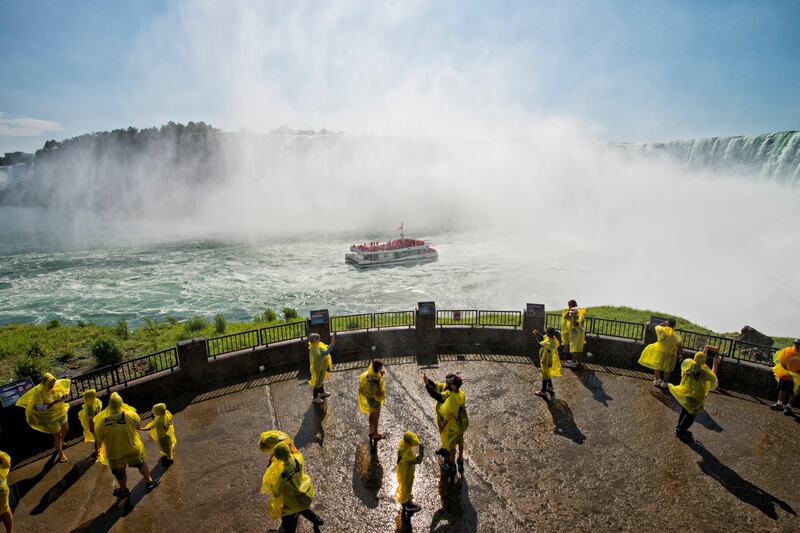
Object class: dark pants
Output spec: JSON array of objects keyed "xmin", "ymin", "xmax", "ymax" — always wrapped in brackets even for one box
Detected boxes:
[
  {"xmin": 313, "ymin": 386, "xmax": 325, "ymax": 398},
  {"xmin": 541, "ymin": 379, "xmax": 553, "ymax": 391},
  {"xmin": 676, "ymin": 407, "xmax": 696, "ymax": 434},
  {"xmin": 280, "ymin": 509, "xmax": 321, "ymax": 532}
]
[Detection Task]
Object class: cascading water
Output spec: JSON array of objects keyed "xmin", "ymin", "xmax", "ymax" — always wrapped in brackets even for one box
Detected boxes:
[{"xmin": 618, "ymin": 131, "xmax": 800, "ymax": 185}]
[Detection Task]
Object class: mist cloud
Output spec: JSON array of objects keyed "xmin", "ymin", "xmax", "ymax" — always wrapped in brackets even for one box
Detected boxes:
[{"xmin": 0, "ymin": 112, "xmax": 62, "ymax": 137}]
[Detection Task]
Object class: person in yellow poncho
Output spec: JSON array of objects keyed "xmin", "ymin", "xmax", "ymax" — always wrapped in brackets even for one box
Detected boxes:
[
  {"xmin": 94, "ymin": 392, "xmax": 159, "ymax": 498},
  {"xmin": 639, "ymin": 319, "xmax": 682, "ymax": 389},
  {"xmin": 308, "ymin": 333, "xmax": 336, "ymax": 404},
  {"xmin": 769, "ymin": 339, "xmax": 800, "ymax": 416},
  {"xmin": 15, "ymin": 372, "xmax": 71, "ymax": 462},
  {"xmin": 261, "ymin": 442, "xmax": 323, "ymax": 533},
  {"xmin": 139, "ymin": 403, "xmax": 177, "ymax": 465},
  {"xmin": 258, "ymin": 430, "xmax": 298, "ymax": 461},
  {"xmin": 669, "ymin": 349, "xmax": 721, "ymax": 443},
  {"xmin": 395, "ymin": 431, "xmax": 424, "ymax": 514},
  {"xmin": 534, "ymin": 328, "xmax": 561, "ymax": 399},
  {"xmin": 423, "ymin": 372, "xmax": 468, "ymax": 475},
  {"xmin": 0, "ymin": 450, "xmax": 12, "ymax": 533},
  {"xmin": 78, "ymin": 389, "xmax": 103, "ymax": 457},
  {"xmin": 560, "ymin": 299, "xmax": 587, "ymax": 368},
  {"xmin": 358, "ymin": 359, "xmax": 386, "ymax": 445}
]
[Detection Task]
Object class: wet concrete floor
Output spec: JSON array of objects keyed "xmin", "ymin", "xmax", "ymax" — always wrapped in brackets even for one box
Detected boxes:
[{"xmin": 7, "ymin": 355, "xmax": 800, "ymax": 532}]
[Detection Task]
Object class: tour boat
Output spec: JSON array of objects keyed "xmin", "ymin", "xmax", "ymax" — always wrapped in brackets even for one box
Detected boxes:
[{"xmin": 346, "ymin": 226, "xmax": 438, "ymax": 269}]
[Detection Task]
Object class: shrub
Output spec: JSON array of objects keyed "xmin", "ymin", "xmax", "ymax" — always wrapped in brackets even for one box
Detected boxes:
[
  {"xmin": 144, "ymin": 317, "xmax": 157, "ymax": 330},
  {"xmin": 254, "ymin": 308, "xmax": 277, "ymax": 323},
  {"xmin": 57, "ymin": 351, "xmax": 75, "ymax": 364},
  {"xmin": 115, "ymin": 319, "xmax": 130, "ymax": 339},
  {"xmin": 77, "ymin": 320, "xmax": 87, "ymax": 328},
  {"xmin": 347, "ymin": 319, "xmax": 361, "ymax": 330},
  {"xmin": 0, "ymin": 348, "xmax": 8, "ymax": 360},
  {"xmin": 166, "ymin": 316, "xmax": 178, "ymax": 326},
  {"xmin": 15, "ymin": 357, "xmax": 48, "ymax": 382},
  {"xmin": 92, "ymin": 339, "xmax": 122, "ymax": 366},
  {"xmin": 184, "ymin": 316, "xmax": 209, "ymax": 333},
  {"xmin": 282, "ymin": 307, "xmax": 299, "ymax": 321},
  {"xmin": 27, "ymin": 343, "xmax": 46, "ymax": 358},
  {"xmin": 214, "ymin": 313, "xmax": 226, "ymax": 334},
  {"xmin": 47, "ymin": 319, "xmax": 60, "ymax": 329}
]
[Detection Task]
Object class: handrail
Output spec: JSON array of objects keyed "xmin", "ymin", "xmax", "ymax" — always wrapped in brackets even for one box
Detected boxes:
[{"xmin": 67, "ymin": 348, "xmax": 178, "ymax": 401}]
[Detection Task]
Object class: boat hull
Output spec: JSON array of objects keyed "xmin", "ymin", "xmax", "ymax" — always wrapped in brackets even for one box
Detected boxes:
[{"xmin": 345, "ymin": 252, "xmax": 438, "ymax": 269}]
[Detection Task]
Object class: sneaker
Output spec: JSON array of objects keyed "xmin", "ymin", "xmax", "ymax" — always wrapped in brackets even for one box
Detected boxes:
[
  {"xmin": 653, "ymin": 379, "xmax": 660, "ymax": 387},
  {"xmin": 770, "ymin": 402, "xmax": 784, "ymax": 411},
  {"xmin": 146, "ymin": 478, "xmax": 161, "ymax": 491},
  {"xmin": 457, "ymin": 458, "xmax": 464, "ymax": 474},
  {"xmin": 312, "ymin": 397, "xmax": 324, "ymax": 404},
  {"xmin": 113, "ymin": 487, "xmax": 130, "ymax": 498},
  {"xmin": 403, "ymin": 502, "xmax": 422, "ymax": 513},
  {"xmin": 320, "ymin": 391, "xmax": 331, "ymax": 398},
  {"xmin": 783, "ymin": 406, "xmax": 793, "ymax": 416},
  {"xmin": 534, "ymin": 390, "xmax": 547, "ymax": 398},
  {"xmin": 659, "ymin": 381, "xmax": 669, "ymax": 389}
]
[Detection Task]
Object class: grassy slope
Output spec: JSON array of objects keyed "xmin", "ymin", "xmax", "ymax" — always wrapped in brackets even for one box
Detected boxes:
[{"xmin": 1, "ymin": 306, "xmax": 793, "ymax": 382}]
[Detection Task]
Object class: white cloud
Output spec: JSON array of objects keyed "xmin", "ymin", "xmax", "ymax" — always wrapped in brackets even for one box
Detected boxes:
[{"xmin": 0, "ymin": 112, "xmax": 63, "ymax": 137}]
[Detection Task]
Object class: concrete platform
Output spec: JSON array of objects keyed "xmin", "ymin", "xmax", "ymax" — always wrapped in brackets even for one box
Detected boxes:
[{"xmin": 7, "ymin": 355, "xmax": 800, "ymax": 532}]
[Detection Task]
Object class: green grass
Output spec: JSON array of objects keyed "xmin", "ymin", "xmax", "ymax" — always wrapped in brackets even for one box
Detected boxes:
[{"xmin": 0, "ymin": 317, "xmax": 298, "ymax": 382}]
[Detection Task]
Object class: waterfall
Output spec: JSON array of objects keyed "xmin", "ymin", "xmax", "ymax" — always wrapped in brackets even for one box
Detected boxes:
[{"xmin": 622, "ymin": 131, "xmax": 800, "ymax": 185}]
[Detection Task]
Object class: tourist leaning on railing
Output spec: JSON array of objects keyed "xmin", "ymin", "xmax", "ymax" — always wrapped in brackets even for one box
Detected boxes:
[
  {"xmin": 638, "ymin": 319, "xmax": 682, "ymax": 389},
  {"xmin": 769, "ymin": 339, "xmax": 800, "ymax": 416},
  {"xmin": 14, "ymin": 372, "xmax": 71, "ymax": 463}
]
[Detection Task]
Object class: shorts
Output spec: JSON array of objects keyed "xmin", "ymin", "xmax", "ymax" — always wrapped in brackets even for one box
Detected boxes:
[
  {"xmin": 111, "ymin": 462, "xmax": 144, "ymax": 479},
  {"xmin": 778, "ymin": 379, "xmax": 795, "ymax": 393},
  {"xmin": 108, "ymin": 449, "xmax": 147, "ymax": 472},
  {"xmin": 367, "ymin": 398, "xmax": 381, "ymax": 411}
]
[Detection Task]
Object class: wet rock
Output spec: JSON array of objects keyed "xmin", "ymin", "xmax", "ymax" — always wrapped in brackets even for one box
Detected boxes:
[{"xmin": 738, "ymin": 325, "xmax": 774, "ymax": 346}]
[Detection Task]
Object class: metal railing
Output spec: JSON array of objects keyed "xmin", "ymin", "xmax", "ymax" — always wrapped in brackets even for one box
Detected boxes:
[
  {"xmin": 373, "ymin": 311, "xmax": 415, "ymax": 329},
  {"xmin": 437, "ymin": 309, "xmax": 479, "ymax": 326},
  {"xmin": 545, "ymin": 313, "xmax": 561, "ymax": 330},
  {"xmin": 67, "ymin": 348, "xmax": 178, "ymax": 401},
  {"xmin": 478, "ymin": 310, "xmax": 522, "ymax": 328},
  {"xmin": 587, "ymin": 317, "xmax": 644, "ymax": 341},
  {"xmin": 259, "ymin": 320, "xmax": 309, "ymax": 345},
  {"xmin": 331, "ymin": 313, "xmax": 373, "ymax": 333},
  {"xmin": 207, "ymin": 329, "xmax": 261, "ymax": 358},
  {"xmin": 728, "ymin": 339, "xmax": 778, "ymax": 366},
  {"xmin": 676, "ymin": 329, "xmax": 736, "ymax": 356}
]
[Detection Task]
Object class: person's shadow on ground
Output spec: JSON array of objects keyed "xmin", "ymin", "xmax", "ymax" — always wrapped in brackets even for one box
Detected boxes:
[
  {"xmin": 688, "ymin": 442, "xmax": 795, "ymax": 520},
  {"xmin": 293, "ymin": 402, "xmax": 327, "ymax": 449},
  {"xmin": 69, "ymin": 460, "xmax": 171, "ymax": 533},
  {"xmin": 573, "ymin": 367, "xmax": 613, "ymax": 407},
  {"xmin": 547, "ymin": 399, "xmax": 586, "ymax": 444},
  {"xmin": 648, "ymin": 390, "xmax": 723, "ymax": 432},
  {"xmin": 352, "ymin": 441, "xmax": 383, "ymax": 508},
  {"xmin": 9, "ymin": 454, "xmax": 58, "ymax": 511},
  {"xmin": 31, "ymin": 454, "xmax": 96, "ymax": 514},
  {"xmin": 429, "ymin": 467, "xmax": 478, "ymax": 532}
]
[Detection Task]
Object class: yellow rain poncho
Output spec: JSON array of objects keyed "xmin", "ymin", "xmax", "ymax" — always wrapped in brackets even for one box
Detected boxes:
[
  {"xmin": 357, "ymin": 365, "xmax": 385, "ymax": 414},
  {"xmin": 0, "ymin": 450, "xmax": 10, "ymax": 515},
  {"xmin": 772, "ymin": 346, "xmax": 800, "ymax": 395},
  {"xmin": 669, "ymin": 352, "xmax": 718, "ymax": 415},
  {"xmin": 94, "ymin": 392, "xmax": 146, "ymax": 470},
  {"xmin": 432, "ymin": 382, "xmax": 468, "ymax": 449},
  {"xmin": 561, "ymin": 308, "xmax": 587, "ymax": 353},
  {"xmin": 308, "ymin": 341, "xmax": 332, "ymax": 389},
  {"xmin": 539, "ymin": 336, "xmax": 562, "ymax": 379},
  {"xmin": 15, "ymin": 373, "xmax": 71, "ymax": 434},
  {"xmin": 395, "ymin": 432, "xmax": 420, "ymax": 504},
  {"xmin": 78, "ymin": 389, "xmax": 103, "ymax": 443},
  {"xmin": 258, "ymin": 430, "xmax": 298, "ymax": 458},
  {"xmin": 639, "ymin": 325, "xmax": 682, "ymax": 372},
  {"xmin": 143, "ymin": 403, "xmax": 177, "ymax": 460},
  {"xmin": 261, "ymin": 443, "xmax": 315, "ymax": 519}
]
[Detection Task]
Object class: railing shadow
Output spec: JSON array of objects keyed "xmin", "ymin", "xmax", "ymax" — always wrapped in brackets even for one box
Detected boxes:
[
  {"xmin": 351, "ymin": 442, "xmax": 383, "ymax": 508},
  {"xmin": 30, "ymin": 455, "xmax": 97, "ymax": 514},
  {"xmin": 9, "ymin": 454, "xmax": 57, "ymax": 511},
  {"xmin": 688, "ymin": 441, "xmax": 796, "ymax": 520},
  {"xmin": 573, "ymin": 367, "xmax": 613, "ymax": 407},
  {"xmin": 293, "ymin": 401, "xmax": 327, "ymax": 449},
  {"xmin": 69, "ymin": 461, "xmax": 169, "ymax": 533},
  {"xmin": 430, "ymin": 473, "xmax": 478, "ymax": 533},
  {"xmin": 648, "ymin": 390, "xmax": 724, "ymax": 432},
  {"xmin": 547, "ymin": 399, "xmax": 586, "ymax": 444}
]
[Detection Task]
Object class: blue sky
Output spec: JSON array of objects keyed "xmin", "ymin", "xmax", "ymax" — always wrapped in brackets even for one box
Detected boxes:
[{"xmin": 1, "ymin": 0, "xmax": 799, "ymax": 153}]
